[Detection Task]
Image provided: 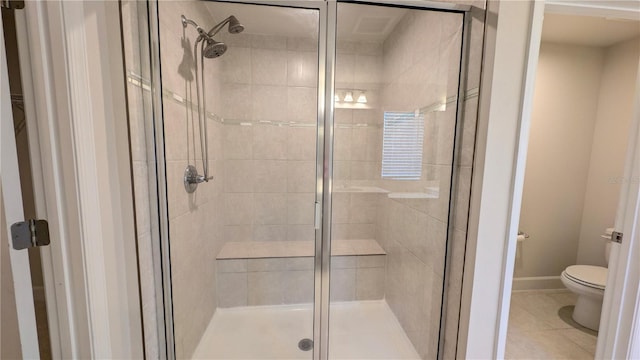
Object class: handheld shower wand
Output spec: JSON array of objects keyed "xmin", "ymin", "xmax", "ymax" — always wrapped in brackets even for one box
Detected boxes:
[{"xmin": 181, "ymin": 14, "xmax": 244, "ymax": 193}]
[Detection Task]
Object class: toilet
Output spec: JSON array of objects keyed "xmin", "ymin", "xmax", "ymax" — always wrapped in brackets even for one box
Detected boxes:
[{"xmin": 560, "ymin": 228, "xmax": 613, "ymax": 331}]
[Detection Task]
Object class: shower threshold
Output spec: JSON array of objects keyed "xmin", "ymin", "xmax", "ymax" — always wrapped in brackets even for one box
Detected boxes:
[{"xmin": 192, "ymin": 300, "xmax": 420, "ymax": 359}]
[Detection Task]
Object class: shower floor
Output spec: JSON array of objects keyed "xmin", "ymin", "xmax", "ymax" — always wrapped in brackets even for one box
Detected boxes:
[{"xmin": 192, "ymin": 300, "xmax": 420, "ymax": 359}]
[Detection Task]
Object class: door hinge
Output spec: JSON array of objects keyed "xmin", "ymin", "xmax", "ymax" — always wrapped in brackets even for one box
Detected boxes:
[
  {"xmin": 10, "ymin": 219, "xmax": 50, "ymax": 250},
  {"xmin": 1, "ymin": 0, "xmax": 25, "ymax": 9},
  {"xmin": 611, "ymin": 231, "xmax": 623, "ymax": 244}
]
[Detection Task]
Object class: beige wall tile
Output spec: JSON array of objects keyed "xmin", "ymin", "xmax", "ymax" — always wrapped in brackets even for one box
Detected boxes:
[
  {"xmin": 287, "ymin": 86, "xmax": 317, "ymax": 123},
  {"xmin": 253, "ymin": 160, "xmax": 287, "ymax": 193},
  {"xmin": 287, "ymin": 127, "xmax": 317, "ymax": 161},
  {"xmin": 253, "ymin": 224, "xmax": 287, "ymax": 242},
  {"xmin": 218, "ymin": 260, "xmax": 247, "ymax": 273},
  {"xmin": 331, "ymin": 256, "xmax": 357, "ymax": 269},
  {"xmin": 254, "ymin": 193, "xmax": 287, "ymax": 225},
  {"xmin": 286, "ymin": 193, "xmax": 315, "ymax": 225},
  {"xmin": 286, "ymin": 257, "xmax": 314, "ymax": 271},
  {"xmin": 221, "ymin": 83, "xmax": 252, "ymax": 120},
  {"xmin": 356, "ymin": 267, "xmax": 385, "ymax": 300},
  {"xmin": 335, "ymin": 53, "xmax": 355, "ymax": 86},
  {"xmin": 223, "ymin": 125, "xmax": 253, "ymax": 160},
  {"xmin": 287, "ymin": 225, "xmax": 315, "ymax": 242},
  {"xmin": 287, "ymin": 51, "xmax": 318, "ymax": 87},
  {"xmin": 163, "ymin": 100, "xmax": 191, "ymax": 162},
  {"xmin": 253, "ymin": 125, "xmax": 288, "ymax": 159},
  {"xmin": 252, "ymin": 85, "xmax": 287, "ymax": 122},
  {"xmin": 223, "ymin": 225, "xmax": 252, "ymax": 242},
  {"xmin": 224, "ymin": 160, "xmax": 254, "ymax": 193},
  {"xmin": 284, "ymin": 270, "xmax": 314, "ymax": 304},
  {"xmin": 330, "ymin": 268, "xmax": 356, "ymax": 302},
  {"xmin": 217, "ymin": 272, "xmax": 248, "ymax": 308},
  {"xmin": 287, "ymin": 37, "xmax": 318, "ymax": 52},
  {"xmin": 354, "ymin": 55, "xmax": 383, "ymax": 85},
  {"xmin": 224, "ymin": 193, "xmax": 254, "ymax": 225},
  {"xmin": 250, "ymin": 34, "xmax": 287, "ymax": 50},
  {"xmin": 221, "ymin": 47, "xmax": 251, "ymax": 84},
  {"xmin": 246, "ymin": 270, "xmax": 314, "ymax": 306},
  {"xmin": 286, "ymin": 161, "xmax": 316, "ymax": 193},
  {"xmin": 357, "ymin": 255, "xmax": 385, "ymax": 268},
  {"xmin": 252, "ymin": 48, "xmax": 287, "ymax": 85},
  {"xmin": 248, "ymin": 258, "xmax": 288, "ymax": 272}
]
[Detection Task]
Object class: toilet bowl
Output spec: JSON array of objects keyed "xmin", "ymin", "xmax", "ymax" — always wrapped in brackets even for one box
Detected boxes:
[
  {"xmin": 561, "ymin": 265, "xmax": 607, "ymax": 330},
  {"xmin": 560, "ymin": 228, "xmax": 613, "ymax": 331}
]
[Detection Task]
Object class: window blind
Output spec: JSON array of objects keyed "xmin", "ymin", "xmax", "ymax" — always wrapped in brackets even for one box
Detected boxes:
[{"xmin": 381, "ymin": 111, "xmax": 424, "ymax": 180}]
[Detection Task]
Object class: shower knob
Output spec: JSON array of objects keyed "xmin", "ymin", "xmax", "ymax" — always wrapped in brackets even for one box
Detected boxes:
[{"xmin": 184, "ymin": 165, "xmax": 212, "ymax": 193}]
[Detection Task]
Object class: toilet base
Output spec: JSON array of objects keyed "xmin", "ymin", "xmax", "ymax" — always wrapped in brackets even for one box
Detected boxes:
[{"xmin": 572, "ymin": 295, "xmax": 602, "ymax": 331}]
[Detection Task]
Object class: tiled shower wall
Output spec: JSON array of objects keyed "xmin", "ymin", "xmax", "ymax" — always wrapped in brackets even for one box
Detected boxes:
[
  {"xmin": 375, "ymin": 10, "xmax": 464, "ymax": 360},
  {"xmin": 217, "ymin": 32, "xmax": 319, "ymax": 244},
  {"xmin": 215, "ymin": 32, "xmax": 319, "ymax": 308},
  {"xmin": 216, "ymin": 31, "xmax": 389, "ymax": 307},
  {"xmin": 158, "ymin": 3, "xmax": 226, "ymax": 359},
  {"xmin": 332, "ymin": 40, "xmax": 385, "ymax": 241},
  {"xmin": 372, "ymin": 4, "xmax": 487, "ymax": 358}
]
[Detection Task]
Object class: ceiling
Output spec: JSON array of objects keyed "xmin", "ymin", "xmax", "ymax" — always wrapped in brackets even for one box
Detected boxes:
[
  {"xmin": 202, "ymin": 2, "xmax": 640, "ymax": 47},
  {"xmin": 541, "ymin": 13, "xmax": 640, "ymax": 47},
  {"xmin": 203, "ymin": 2, "xmax": 408, "ymax": 41}
]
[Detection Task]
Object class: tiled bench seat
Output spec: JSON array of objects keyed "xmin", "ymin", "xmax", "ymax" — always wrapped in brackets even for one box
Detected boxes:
[{"xmin": 216, "ymin": 239, "xmax": 386, "ymax": 308}]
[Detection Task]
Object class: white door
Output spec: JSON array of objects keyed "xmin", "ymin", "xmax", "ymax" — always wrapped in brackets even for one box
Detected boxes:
[
  {"xmin": 1, "ymin": 13, "xmax": 41, "ymax": 359},
  {"xmin": 597, "ymin": 63, "xmax": 640, "ymax": 358}
]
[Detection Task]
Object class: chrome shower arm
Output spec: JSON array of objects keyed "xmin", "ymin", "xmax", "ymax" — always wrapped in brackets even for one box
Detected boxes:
[
  {"xmin": 206, "ymin": 17, "xmax": 232, "ymax": 37},
  {"xmin": 181, "ymin": 15, "xmax": 209, "ymax": 41},
  {"xmin": 180, "ymin": 15, "xmax": 197, "ymax": 28}
]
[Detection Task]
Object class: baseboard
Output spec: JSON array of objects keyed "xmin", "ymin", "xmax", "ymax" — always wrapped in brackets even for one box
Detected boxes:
[{"xmin": 512, "ymin": 276, "xmax": 565, "ymax": 291}]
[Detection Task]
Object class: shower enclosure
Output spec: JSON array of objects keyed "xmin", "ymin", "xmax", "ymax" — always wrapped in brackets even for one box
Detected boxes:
[{"xmin": 121, "ymin": 0, "xmax": 479, "ymax": 359}]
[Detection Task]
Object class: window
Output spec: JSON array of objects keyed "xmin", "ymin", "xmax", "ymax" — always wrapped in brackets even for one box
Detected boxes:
[{"xmin": 381, "ymin": 111, "xmax": 424, "ymax": 180}]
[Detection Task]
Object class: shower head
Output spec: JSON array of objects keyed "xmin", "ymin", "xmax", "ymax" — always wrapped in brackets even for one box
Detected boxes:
[
  {"xmin": 227, "ymin": 16, "xmax": 244, "ymax": 34},
  {"xmin": 182, "ymin": 14, "xmax": 242, "ymax": 59},
  {"xmin": 203, "ymin": 39, "xmax": 227, "ymax": 58},
  {"xmin": 208, "ymin": 15, "xmax": 245, "ymax": 37}
]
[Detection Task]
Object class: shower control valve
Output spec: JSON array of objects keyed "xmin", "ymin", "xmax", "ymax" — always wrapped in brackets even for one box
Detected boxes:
[{"xmin": 184, "ymin": 165, "xmax": 212, "ymax": 193}]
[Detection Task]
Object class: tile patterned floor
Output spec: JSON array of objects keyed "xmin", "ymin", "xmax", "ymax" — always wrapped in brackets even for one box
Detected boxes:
[
  {"xmin": 192, "ymin": 300, "xmax": 420, "ymax": 359},
  {"xmin": 506, "ymin": 290, "xmax": 598, "ymax": 359}
]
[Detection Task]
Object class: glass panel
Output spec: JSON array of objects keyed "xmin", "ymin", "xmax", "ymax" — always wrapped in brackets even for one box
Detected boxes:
[
  {"xmin": 155, "ymin": 2, "xmax": 319, "ymax": 358},
  {"xmin": 330, "ymin": 3, "xmax": 464, "ymax": 359}
]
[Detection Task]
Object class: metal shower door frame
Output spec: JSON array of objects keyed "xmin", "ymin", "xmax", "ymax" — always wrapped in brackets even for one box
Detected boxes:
[{"xmin": 145, "ymin": 1, "xmax": 473, "ymax": 359}]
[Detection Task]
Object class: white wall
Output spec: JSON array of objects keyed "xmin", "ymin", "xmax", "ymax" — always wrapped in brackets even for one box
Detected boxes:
[
  {"xmin": 460, "ymin": 0, "xmax": 542, "ymax": 357},
  {"xmin": 515, "ymin": 37, "xmax": 640, "ymax": 282},
  {"xmin": 577, "ymin": 38, "xmax": 640, "ymax": 266},
  {"xmin": 1, "ymin": 191, "xmax": 22, "ymax": 359},
  {"xmin": 516, "ymin": 43, "xmax": 604, "ymax": 278}
]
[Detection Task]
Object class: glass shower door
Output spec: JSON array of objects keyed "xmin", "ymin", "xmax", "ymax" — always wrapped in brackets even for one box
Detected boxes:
[
  {"xmin": 137, "ymin": 0, "xmax": 472, "ymax": 358},
  {"xmin": 328, "ymin": 2, "xmax": 465, "ymax": 359},
  {"xmin": 153, "ymin": 1, "xmax": 322, "ymax": 358}
]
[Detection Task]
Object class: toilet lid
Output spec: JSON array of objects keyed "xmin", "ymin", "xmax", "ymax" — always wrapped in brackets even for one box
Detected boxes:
[{"xmin": 565, "ymin": 265, "xmax": 607, "ymax": 290}]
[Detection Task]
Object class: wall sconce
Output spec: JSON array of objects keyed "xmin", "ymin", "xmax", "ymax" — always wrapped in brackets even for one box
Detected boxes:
[
  {"xmin": 343, "ymin": 91, "xmax": 354, "ymax": 102},
  {"xmin": 335, "ymin": 89, "xmax": 369, "ymax": 107}
]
